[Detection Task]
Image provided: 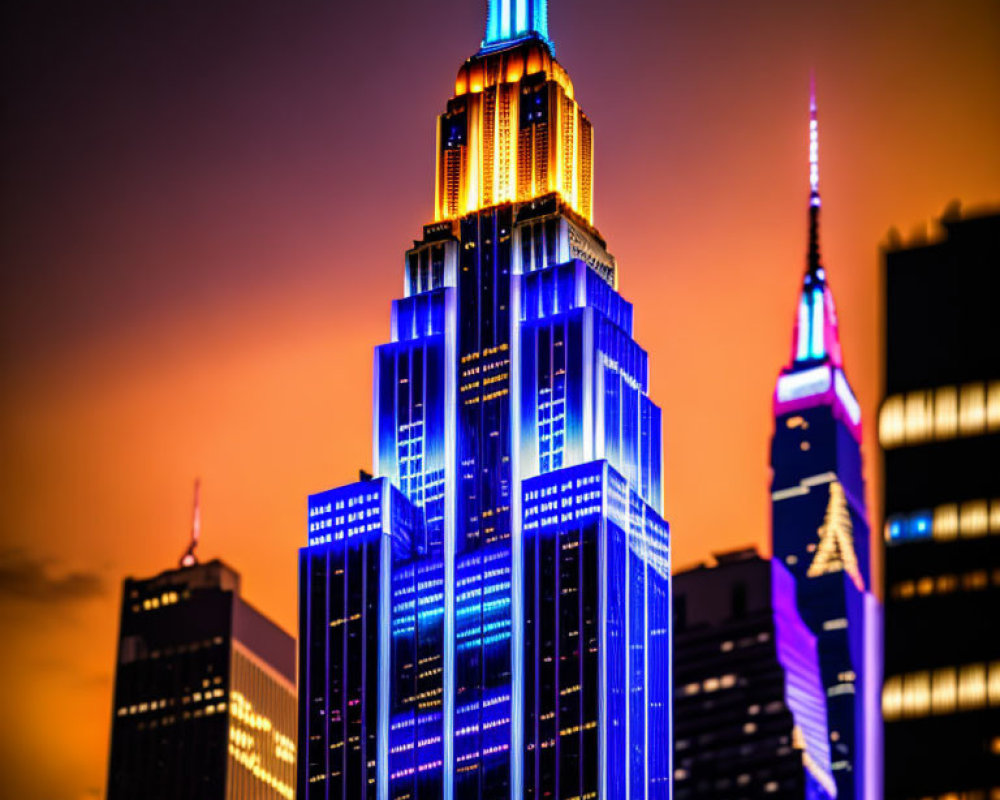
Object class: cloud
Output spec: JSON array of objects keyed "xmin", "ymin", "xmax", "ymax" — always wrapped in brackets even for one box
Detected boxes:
[{"xmin": 0, "ymin": 550, "xmax": 106, "ymax": 603}]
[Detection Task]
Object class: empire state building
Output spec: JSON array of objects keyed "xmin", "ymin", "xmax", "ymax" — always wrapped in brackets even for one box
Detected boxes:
[{"xmin": 298, "ymin": 2, "xmax": 672, "ymax": 799}]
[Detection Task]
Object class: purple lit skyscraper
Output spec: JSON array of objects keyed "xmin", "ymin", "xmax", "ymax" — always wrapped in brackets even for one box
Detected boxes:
[{"xmin": 769, "ymin": 87, "xmax": 882, "ymax": 800}]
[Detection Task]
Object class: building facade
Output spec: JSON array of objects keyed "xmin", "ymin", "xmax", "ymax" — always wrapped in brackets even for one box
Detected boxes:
[
  {"xmin": 879, "ymin": 210, "xmax": 1000, "ymax": 800},
  {"xmin": 107, "ymin": 559, "xmax": 297, "ymax": 800},
  {"xmin": 297, "ymin": 2, "xmax": 671, "ymax": 798},
  {"xmin": 673, "ymin": 549, "xmax": 836, "ymax": 800},
  {"xmin": 768, "ymin": 91, "xmax": 881, "ymax": 800}
]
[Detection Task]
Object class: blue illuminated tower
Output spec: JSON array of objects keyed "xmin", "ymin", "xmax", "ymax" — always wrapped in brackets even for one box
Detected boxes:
[
  {"xmin": 769, "ymin": 88, "xmax": 881, "ymax": 800},
  {"xmin": 297, "ymin": 3, "xmax": 671, "ymax": 800}
]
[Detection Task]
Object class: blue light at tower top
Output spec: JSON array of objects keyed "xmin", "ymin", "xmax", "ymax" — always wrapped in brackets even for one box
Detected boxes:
[{"xmin": 482, "ymin": 0, "xmax": 552, "ymax": 52}]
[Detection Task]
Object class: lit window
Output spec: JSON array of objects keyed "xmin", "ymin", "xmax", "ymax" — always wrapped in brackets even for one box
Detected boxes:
[
  {"xmin": 879, "ymin": 395, "xmax": 905, "ymax": 447},
  {"xmin": 958, "ymin": 664, "xmax": 986, "ymax": 710},
  {"xmin": 933, "ymin": 505, "xmax": 959, "ymax": 541},
  {"xmin": 960, "ymin": 384, "xmax": 986, "ymax": 434},
  {"xmin": 960, "ymin": 501, "xmax": 989, "ymax": 538},
  {"xmin": 931, "ymin": 668, "xmax": 957, "ymax": 715},
  {"xmin": 902, "ymin": 671, "xmax": 930, "ymax": 717},
  {"xmin": 905, "ymin": 391, "xmax": 934, "ymax": 444},
  {"xmin": 988, "ymin": 382, "xmax": 1000, "ymax": 430},
  {"xmin": 880, "ymin": 381, "xmax": 999, "ymax": 448},
  {"xmin": 934, "ymin": 386, "xmax": 958, "ymax": 439}
]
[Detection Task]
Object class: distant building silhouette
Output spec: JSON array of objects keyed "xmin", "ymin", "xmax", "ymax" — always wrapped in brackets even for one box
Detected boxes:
[
  {"xmin": 879, "ymin": 209, "xmax": 1000, "ymax": 800},
  {"xmin": 107, "ymin": 559, "xmax": 296, "ymax": 799},
  {"xmin": 673, "ymin": 549, "xmax": 835, "ymax": 799}
]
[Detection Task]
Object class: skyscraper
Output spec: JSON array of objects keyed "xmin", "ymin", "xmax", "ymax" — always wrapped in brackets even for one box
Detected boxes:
[
  {"xmin": 673, "ymin": 549, "xmax": 836, "ymax": 800},
  {"xmin": 768, "ymin": 88, "xmax": 881, "ymax": 800},
  {"xmin": 107, "ymin": 558, "xmax": 297, "ymax": 799},
  {"xmin": 878, "ymin": 209, "xmax": 1000, "ymax": 800},
  {"xmin": 297, "ymin": 2, "xmax": 671, "ymax": 798}
]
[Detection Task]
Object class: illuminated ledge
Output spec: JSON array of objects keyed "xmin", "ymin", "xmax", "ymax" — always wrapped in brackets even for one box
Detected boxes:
[
  {"xmin": 478, "ymin": 32, "xmax": 554, "ymax": 57},
  {"xmin": 774, "ymin": 364, "xmax": 862, "ymax": 439}
]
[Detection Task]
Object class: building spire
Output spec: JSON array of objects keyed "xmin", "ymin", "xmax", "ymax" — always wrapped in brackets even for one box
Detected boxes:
[
  {"xmin": 807, "ymin": 73, "xmax": 822, "ymax": 276},
  {"xmin": 483, "ymin": 0, "xmax": 551, "ymax": 51},
  {"xmin": 180, "ymin": 479, "xmax": 201, "ymax": 568},
  {"xmin": 791, "ymin": 76, "xmax": 844, "ymax": 368}
]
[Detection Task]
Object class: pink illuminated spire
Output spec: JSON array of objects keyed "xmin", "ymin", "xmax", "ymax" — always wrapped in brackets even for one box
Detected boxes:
[
  {"xmin": 809, "ymin": 72, "xmax": 820, "ymax": 207},
  {"xmin": 180, "ymin": 479, "xmax": 201, "ymax": 568},
  {"xmin": 790, "ymin": 77, "xmax": 844, "ymax": 369}
]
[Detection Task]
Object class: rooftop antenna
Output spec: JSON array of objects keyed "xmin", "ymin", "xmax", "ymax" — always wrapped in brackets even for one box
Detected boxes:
[
  {"xmin": 809, "ymin": 71, "xmax": 821, "ymax": 207},
  {"xmin": 180, "ymin": 479, "xmax": 201, "ymax": 568}
]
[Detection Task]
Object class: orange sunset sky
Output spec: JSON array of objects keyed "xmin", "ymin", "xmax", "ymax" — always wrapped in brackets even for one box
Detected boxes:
[{"xmin": 1, "ymin": 0, "xmax": 998, "ymax": 797}]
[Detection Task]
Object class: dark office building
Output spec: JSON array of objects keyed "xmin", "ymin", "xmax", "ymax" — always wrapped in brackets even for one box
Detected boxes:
[
  {"xmin": 107, "ymin": 559, "xmax": 297, "ymax": 800},
  {"xmin": 879, "ymin": 209, "xmax": 1000, "ymax": 800},
  {"xmin": 673, "ymin": 549, "xmax": 836, "ymax": 800}
]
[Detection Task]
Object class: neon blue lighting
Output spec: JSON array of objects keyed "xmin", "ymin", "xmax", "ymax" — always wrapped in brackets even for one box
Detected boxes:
[
  {"xmin": 810, "ymin": 287, "xmax": 825, "ymax": 359},
  {"xmin": 483, "ymin": 0, "xmax": 551, "ymax": 50},
  {"xmin": 796, "ymin": 293, "xmax": 811, "ymax": 361},
  {"xmin": 307, "ymin": 161, "xmax": 669, "ymax": 799},
  {"xmin": 887, "ymin": 511, "xmax": 934, "ymax": 545}
]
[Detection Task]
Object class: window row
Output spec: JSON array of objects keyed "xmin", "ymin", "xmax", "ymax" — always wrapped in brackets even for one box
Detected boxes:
[{"xmin": 879, "ymin": 381, "xmax": 1000, "ymax": 449}]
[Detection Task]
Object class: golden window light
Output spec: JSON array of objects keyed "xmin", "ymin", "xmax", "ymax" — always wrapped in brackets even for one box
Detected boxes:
[
  {"xmin": 902, "ymin": 671, "xmax": 931, "ymax": 718},
  {"xmin": 959, "ymin": 383, "xmax": 986, "ymax": 435},
  {"xmin": 934, "ymin": 386, "xmax": 958, "ymax": 439},
  {"xmin": 933, "ymin": 504, "xmax": 959, "ymax": 541},
  {"xmin": 957, "ymin": 663, "xmax": 986, "ymax": 710},
  {"xmin": 931, "ymin": 667, "xmax": 957, "ymax": 715},
  {"xmin": 905, "ymin": 390, "xmax": 934, "ymax": 444},
  {"xmin": 959, "ymin": 500, "xmax": 989, "ymax": 538},
  {"xmin": 988, "ymin": 381, "xmax": 1000, "ymax": 431}
]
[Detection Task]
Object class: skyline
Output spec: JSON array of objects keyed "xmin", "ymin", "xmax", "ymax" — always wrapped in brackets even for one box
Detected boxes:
[{"xmin": 2, "ymin": 0, "xmax": 999, "ymax": 797}]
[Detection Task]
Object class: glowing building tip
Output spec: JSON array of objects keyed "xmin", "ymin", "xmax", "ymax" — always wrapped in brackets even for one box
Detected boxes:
[
  {"xmin": 483, "ymin": 0, "xmax": 551, "ymax": 51},
  {"xmin": 809, "ymin": 75, "xmax": 820, "ymax": 202},
  {"xmin": 809, "ymin": 74, "xmax": 820, "ymax": 203}
]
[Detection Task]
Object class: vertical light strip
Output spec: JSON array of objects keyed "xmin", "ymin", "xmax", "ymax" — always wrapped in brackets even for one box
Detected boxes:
[
  {"xmin": 516, "ymin": 0, "xmax": 528, "ymax": 36},
  {"xmin": 487, "ymin": 0, "xmax": 500, "ymax": 44},
  {"xmin": 599, "ymin": 463, "xmax": 608, "ymax": 800},
  {"xmin": 435, "ymin": 116, "xmax": 444, "ymax": 222},
  {"xmin": 443, "ymin": 287, "xmax": 458, "ymax": 800},
  {"xmin": 810, "ymin": 288, "xmax": 825, "ymax": 359},
  {"xmin": 467, "ymin": 96, "xmax": 481, "ymax": 215},
  {"xmin": 510, "ymin": 273, "xmax": 524, "ymax": 800},
  {"xmin": 500, "ymin": 0, "xmax": 511, "ymax": 40},
  {"xmin": 378, "ymin": 482, "xmax": 392, "ymax": 800},
  {"xmin": 373, "ymin": 352, "xmax": 382, "ymax": 477},
  {"xmin": 624, "ymin": 488, "xmax": 631, "ymax": 800},
  {"xmin": 796, "ymin": 294, "xmax": 811, "ymax": 362},
  {"xmin": 642, "ymin": 506, "xmax": 650, "ymax": 800},
  {"xmin": 666, "ymin": 524, "xmax": 673, "ymax": 800},
  {"xmin": 809, "ymin": 76, "xmax": 820, "ymax": 204},
  {"xmin": 864, "ymin": 594, "xmax": 883, "ymax": 800}
]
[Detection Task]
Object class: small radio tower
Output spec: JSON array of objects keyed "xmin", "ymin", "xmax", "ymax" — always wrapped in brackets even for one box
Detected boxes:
[{"xmin": 180, "ymin": 479, "xmax": 201, "ymax": 568}]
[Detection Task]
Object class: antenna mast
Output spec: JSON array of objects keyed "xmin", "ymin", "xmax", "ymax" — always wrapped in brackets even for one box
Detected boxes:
[{"xmin": 180, "ymin": 479, "xmax": 201, "ymax": 568}]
